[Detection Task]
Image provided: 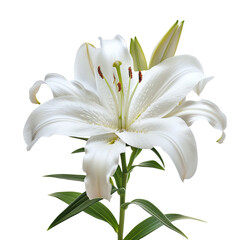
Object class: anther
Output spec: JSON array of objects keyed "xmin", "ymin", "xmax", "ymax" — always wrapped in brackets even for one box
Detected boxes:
[
  {"xmin": 138, "ymin": 71, "xmax": 142, "ymax": 83},
  {"xmin": 98, "ymin": 66, "xmax": 104, "ymax": 79},
  {"xmin": 128, "ymin": 67, "xmax": 132, "ymax": 79},
  {"xmin": 113, "ymin": 73, "xmax": 116, "ymax": 83},
  {"xmin": 117, "ymin": 82, "xmax": 122, "ymax": 92}
]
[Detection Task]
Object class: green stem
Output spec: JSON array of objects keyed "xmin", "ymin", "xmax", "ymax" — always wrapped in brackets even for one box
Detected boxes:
[{"xmin": 118, "ymin": 153, "xmax": 128, "ymax": 240}]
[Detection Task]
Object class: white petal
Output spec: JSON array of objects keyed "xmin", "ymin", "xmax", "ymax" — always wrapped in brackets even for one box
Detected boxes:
[
  {"xmin": 193, "ymin": 76, "xmax": 213, "ymax": 95},
  {"xmin": 94, "ymin": 36, "xmax": 133, "ymax": 114},
  {"xmin": 74, "ymin": 43, "xmax": 97, "ymax": 92},
  {"xmin": 29, "ymin": 73, "xmax": 98, "ymax": 104},
  {"xmin": 117, "ymin": 117, "xmax": 197, "ymax": 180},
  {"xmin": 24, "ymin": 96, "xmax": 117, "ymax": 150},
  {"xmin": 128, "ymin": 55, "xmax": 205, "ymax": 124},
  {"xmin": 83, "ymin": 134, "xmax": 125, "ymax": 200},
  {"xmin": 29, "ymin": 80, "xmax": 44, "ymax": 104},
  {"xmin": 165, "ymin": 99, "xmax": 227, "ymax": 143}
]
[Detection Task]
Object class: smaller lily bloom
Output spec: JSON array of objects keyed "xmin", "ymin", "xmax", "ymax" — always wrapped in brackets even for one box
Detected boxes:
[{"xmin": 24, "ymin": 35, "xmax": 227, "ymax": 201}]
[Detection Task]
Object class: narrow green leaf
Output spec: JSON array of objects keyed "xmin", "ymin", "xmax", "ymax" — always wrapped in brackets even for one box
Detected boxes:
[
  {"xmin": 128, "ymin": 148, "xmax": 142, "ymax": 170},
  {"xmin": 44, "ymin": 174, "xmax": 85, "ymax": 182},
  {"xmin": 130, "ymin": 37, "xmax": 148, "ymax": 71},
  {"xmin": 151, "ymin": 147, "xmax": 165, "ymax": 167},
  {"xmin": 124, "ymin": 213, "xmax": 204, "ymax": 240},
  {"xmin": 50, "ymin": 192, "xmax": 119, "ymax": 233},
  {"xmin": 71, "ymin": 147, "xmax": 85, "ymax": 154},
  {"xmin": 149, "ymin": 20, "xmax": 180, "ymax": 68},
  {"xmin": 113, "ymin": 165, "xmax": 122, "ymax": 189},
  {"xmin": 121, "ymin": 199, "xmax": 187, "ymax": 238},
  {"xmin": 70, "ymin": 136, "xmax": 88, "ymax": 141},
  {"xmin": 48, "ymin": 188, "xmax": 118, "ymax": 230},
  {"xmin": 131, "ymin": 160, "xmax": 164, "ymax": 171}
]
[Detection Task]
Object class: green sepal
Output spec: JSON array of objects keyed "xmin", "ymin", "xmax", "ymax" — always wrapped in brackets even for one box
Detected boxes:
[
  {"xmin": 149, "ymin": 20, "xmax": 184, "ymax": 68},
  {"xmin": 48, "ymin": 187, "xmax": 118, "ymax": 230},
  {"xmin": 130, "ymin": 37, "xmax": 148, "ymax": 71},
  {"xmin": 131, "ymin": 160, "xmax": 164, "ymax": 171},
  {"xmin": 71, "ymin": 147, "xmax": 85, "ymax": 154},
  {"xmin": 121, "ymin": 199, "xmax": 187, "ymax": 238},
  {"xmin": 50, "ymin": 191, "xmax": 119, "ymax": 233},
  {"xmin": 124, "ymin": 213, "xmax": 204, "ymax": 240},
  {"xmin": 44, "ymin": 174, "xmax": 85, "ymax": 182}
]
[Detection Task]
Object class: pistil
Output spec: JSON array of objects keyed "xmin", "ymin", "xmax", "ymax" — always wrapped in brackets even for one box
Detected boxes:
[{"xmin": 113, "ymin": 61, "xmax": 125, "ymax": 129}]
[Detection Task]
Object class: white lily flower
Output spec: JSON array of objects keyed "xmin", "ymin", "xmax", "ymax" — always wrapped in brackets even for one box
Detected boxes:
[{"xmin": 24, "ymin": 35, "xmax": 226, "ymax": 201}]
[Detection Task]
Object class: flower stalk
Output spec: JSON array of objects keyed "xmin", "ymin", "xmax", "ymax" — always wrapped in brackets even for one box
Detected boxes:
[{"xmin": 118, "ymin": 152, "xmax": 128, "ymax": 240}]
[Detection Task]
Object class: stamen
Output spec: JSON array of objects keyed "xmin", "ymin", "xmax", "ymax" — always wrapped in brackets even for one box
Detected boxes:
[
  {"xmin": 98, "ymin": 66, "xmax": 104, "ymax": 79},
  {"xmin": 138, "ymin": 71, "xmax": 142, "ymax": 83},
  {"xmin": 117, "ymin": 82, "xmax": 122, "ymax": 92},
  {"xmin": 97, "ymin": 66, "xmax": 119, "ymax": 118},
  {"xmin": 128, "ymin": 67, "xmax": 132, "ymax": 79},
  {"xmin": 113, "ymin": 73, "xmax": 116, "ymax": 83}
]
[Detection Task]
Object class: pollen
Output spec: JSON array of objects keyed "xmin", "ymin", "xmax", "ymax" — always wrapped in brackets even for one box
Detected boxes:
[
  {"xmin": 98, "ymin": 66, "xmax": 104, "ymax": 79},
  {"xmin": 117, "ymin": 82, "xmax": 122, "ymax": 92},
  {"xmin": 128, "ymin": 67, "xmax": 132, "ymax": 79},
  {"xmin": 108, "ymin": 139, "xmax": 116, "ymax": 144},
  {"xmin": 138, "ymin": 71, "xmax": 142, "ymax": 83}
]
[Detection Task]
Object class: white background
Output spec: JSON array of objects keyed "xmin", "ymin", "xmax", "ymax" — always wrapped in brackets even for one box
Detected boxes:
[{"xmin": 0, "ymin": 0, "xmax": 239, "ymax": 239}]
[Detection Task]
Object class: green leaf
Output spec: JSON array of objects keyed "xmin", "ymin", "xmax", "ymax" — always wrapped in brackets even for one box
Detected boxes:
[
  {"xmin": 128, "ymin": 148, "xmax": 142, "ymax": 170},
  {"xmin": 113, "ymin": 165, "xmax": 122, "ymax": 189},
  {"xmin": 130, "ymin": 37, "xmax": 148, "ymax": 71},
  {"xmin": 124, "ymin": 213, "xmax": 204, "ymax": 240},
  {"xmin": 121, "ymin": 199, "xmax": 187, "ymax": 238},
  {"xmin": 48, "ymin": 188, "xmax": 118, "ymax": 230},
  {"xmin": 44, "ymin": 174, "xmax": 85, "ymax": 182},
  {"xmin": 70, "ymin": 136, "xmax": 88, "ymax": 141},
  {"xmin": 71, "ymin": 147, "xmax": 85, "ymax": 154},
  {"xmin": 50, "ymin": 192, "xmax": 119, "ymax": 233},
  {"xmin": 149, "ymin": 20, "xmax": 183, "ymax": 68},
  {"xmin": 131, "ymin": 160, "xmax": 164, "ymax": 171},
  {"xmin": 151, "ymin": 147, "xmax": 165, "ymax": 167}
]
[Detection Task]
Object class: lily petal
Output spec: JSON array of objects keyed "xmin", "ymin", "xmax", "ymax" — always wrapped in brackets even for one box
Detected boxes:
[
  {"xmin": 29, "ymin": 73, "xmax": 98, "ymax": 104},
  {"xmin": 128, "ymin": 55, "xmax": 205, "ymax": 124},
  {"xmin": 193, "ymin": 76, "xmax": 213, "ymax": 95},
  {"xmin": 83, "ymin": 134, "xmax": 125, "ymax": 200},
  {"xmin": 118, "ymin": 117, "xmax": 197, "ymax": 180},
  {"xmin": 74, "ymin": 43, "xmax": 97, "ymax": 92},
  {"xmin": 94, "ymin": 36, "xmax": 133, "ymax": 113},
  {"xmin": 165, "ymin": 100, "xmax": 227, "ymax": 143},
  {"xmin": 24, "ymin": 96, "xmax": 117, "ymax": 150}
]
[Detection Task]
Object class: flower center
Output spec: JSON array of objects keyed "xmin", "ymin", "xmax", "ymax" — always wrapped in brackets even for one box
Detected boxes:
[{"xmin": 98, "ymin": 62, "xmax": 142, "ymax": 130}]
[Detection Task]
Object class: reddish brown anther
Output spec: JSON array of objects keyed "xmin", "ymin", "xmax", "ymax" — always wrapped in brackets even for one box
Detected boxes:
[
  {"xmin": 98, "ymin": 66, "xmax": 104, "ymax": 79},
  {"xmin": 113, "ymin": 73, "xmax": 116, "ymax": 83},
  {"xmin": 117, "ymin": 82, "xmax": 122, "ymax": 92},
  {"xmin": 138, "ymin": 71, "xmax": 142, "ymax": 83},
  {"xmin": 128, "ymin": 67, "xmax": 132, "ymax": 79}
]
